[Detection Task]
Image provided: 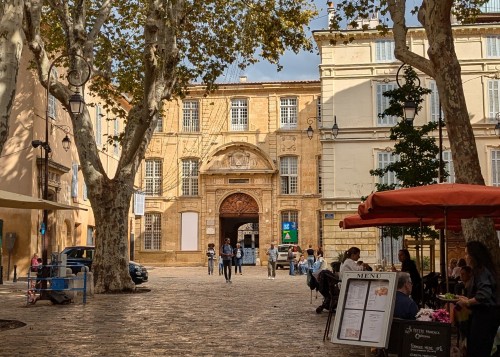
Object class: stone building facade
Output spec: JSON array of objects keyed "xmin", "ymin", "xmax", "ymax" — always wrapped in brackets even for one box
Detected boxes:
[
  {"xmin": 135, "ymin": 80, "xmax": 322, "ymax": 266},
  {"xmin": 314, "ymin": 21, "xmax": 500, "ymax": 268}
]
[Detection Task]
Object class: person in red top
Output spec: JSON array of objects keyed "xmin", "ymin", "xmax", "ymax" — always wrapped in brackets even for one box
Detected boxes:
[{"xmin": 30, "ymin": 253, "xmax": 39, "ymax": 272}]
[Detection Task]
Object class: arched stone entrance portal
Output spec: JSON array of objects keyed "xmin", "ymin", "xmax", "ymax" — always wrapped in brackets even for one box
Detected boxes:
[{"xmin": 219, "ymin": 193, "xmax": 259, "ymax": 265}]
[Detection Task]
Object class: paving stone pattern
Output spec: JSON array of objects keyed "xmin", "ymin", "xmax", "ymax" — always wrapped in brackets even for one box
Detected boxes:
[{"xmin": 0, "ymin": 267, "xmax": 368, "ymax": 357}]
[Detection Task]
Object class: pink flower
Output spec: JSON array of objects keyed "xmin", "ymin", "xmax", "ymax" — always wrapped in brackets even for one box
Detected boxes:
[{"xmin": 431, "ymin": 309, "xmax": 451, "ymax": 323}]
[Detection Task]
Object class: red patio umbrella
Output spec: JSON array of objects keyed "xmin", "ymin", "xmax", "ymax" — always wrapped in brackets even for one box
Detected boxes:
[
  {"xmin": 340, "ymin": 214, "xmax": 436, "ymax": 265},
  {"xmin": 360, "ymin": 183, "xmax": 500, "ymax": 219},
  {"xmin": 340, "ymin": 214, "xmax": 433, "ymax": 229},
  {"xmin": 359, "ymin": 183, "xmax": 500, "ymax": 291}
]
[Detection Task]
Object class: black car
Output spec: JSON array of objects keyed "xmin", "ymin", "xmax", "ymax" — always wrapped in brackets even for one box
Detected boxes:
[{"xmin": 60, "ymin": 246, "xmax": 148, "ymax": 285}]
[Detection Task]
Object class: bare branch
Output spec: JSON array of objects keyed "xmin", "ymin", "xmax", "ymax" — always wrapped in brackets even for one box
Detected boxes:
[{"xmin": 387, "ymin": 0, "xmax": 434, "ymax": 77}]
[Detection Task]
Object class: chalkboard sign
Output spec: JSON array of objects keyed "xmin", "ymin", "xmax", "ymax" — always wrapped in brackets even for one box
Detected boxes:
[{"xmin": 388, "ymin": 318, "xmax": 451, "ymax": 357}]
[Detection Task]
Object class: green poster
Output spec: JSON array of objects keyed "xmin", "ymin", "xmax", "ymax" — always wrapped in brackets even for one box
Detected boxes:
[{"xmin": 282, "ymin": 229, "xmax": 298, "ymax": 243}]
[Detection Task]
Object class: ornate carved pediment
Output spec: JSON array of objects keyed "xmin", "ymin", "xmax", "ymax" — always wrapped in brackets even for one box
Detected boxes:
[
  {"xmin": 219, "ymin": 193, "xmax": 259, "ymax": 216},
  {"xmin": 200, "ymin": 143, "xmax": 276, "ymax": 175}
]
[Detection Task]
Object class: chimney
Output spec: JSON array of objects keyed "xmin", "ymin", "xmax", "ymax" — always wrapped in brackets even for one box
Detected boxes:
[
  {"xmin": 239, "ymin": 76, "xmax": 248, "ymax": 83},
  {"xmin": 327, "ymin": 1, "xmax": 335, "ymax": 26}
]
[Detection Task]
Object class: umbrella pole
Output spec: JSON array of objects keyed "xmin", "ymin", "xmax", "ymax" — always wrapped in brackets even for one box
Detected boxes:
[
  {"xmin": 390, "ymin": 231, "xmax": 394, "ymax": 266},
  {"xmin": 444, "ymin": 209, "xmax": 449, "ymax": 293},
  {"xmin": 420, "ymin": 218, "xmax": 425, "ymax": 308}
]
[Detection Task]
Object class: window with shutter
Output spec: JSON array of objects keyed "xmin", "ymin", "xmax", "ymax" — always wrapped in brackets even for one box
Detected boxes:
[
  {"xmin": 442, "ymin": 151, "xmax": 455, "ymax": 183},
  {"xmin": 376, "ymin": 84, "xmax": 397, "ymax": 126},
  {"xmin": 375, "ymin": 40, "xmax": 395, "ymax": 62},
  {"xmin": 488, "ymin": 80, "xmax": 500, "ymax": 120},
  {"xmin": 71, "ymin": 163, "xmax": 78, "ymax": 198},
  {"xmin": 95, "ymin": 106, "xmax": 102, "ymax": 146},
  {"xmin": 377, "ymin": 152, "xmax": 399, "ymax": 186},
  {"xmin": 493, "ymin": 150, "xmax": 500, "ymax": 187},
  {"xmin": 487, "ymin": 36, "xmax": 500, "ymax": 57}
]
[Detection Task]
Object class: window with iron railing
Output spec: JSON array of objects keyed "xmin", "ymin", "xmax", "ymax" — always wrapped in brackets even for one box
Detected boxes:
[{"xmin": 144, "ymin": 213, "xmax": 161, "ymax": 250}]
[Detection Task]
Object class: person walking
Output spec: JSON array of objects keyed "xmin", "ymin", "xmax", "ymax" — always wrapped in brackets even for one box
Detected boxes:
[
  {"xmin": 266, "ymin": 242, "xmax": 278, "ymax": 280},
  {"xmin": 220, "ymin": 238, "xmax": 234, "ymax": 283},
  {"xmin": 456, "ymin": 241, "xmax": 500, "ymax": 357},
  {"xmin": 306, "ymin": 245, "xmax": 315, "ymax": 269},
  {"xmin": 218, "ymin": 256, "xmax": 223, "ymax": 276},
  {"xmin": 233, "ymin": 243, "xmax": 244, "ymax": 275},
  {"xmin": 287, "ymin": 247, "xmax": 295, "ymax": 276},
  {"xmin": 206, "ymin": 243, "xmax": 216, "ymax": 275}
]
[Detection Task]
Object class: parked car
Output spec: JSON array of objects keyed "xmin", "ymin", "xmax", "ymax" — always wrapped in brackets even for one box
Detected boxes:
[
  {"xmin": 276, "ymin": 244, "xmax": 302, "ymax": 269},
  {"xmin": 60, "ymin": 246, "xmax": 148, "ymax": 285}
]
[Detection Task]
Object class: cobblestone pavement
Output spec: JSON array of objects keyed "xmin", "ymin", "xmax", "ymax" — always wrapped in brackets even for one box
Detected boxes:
[{"xmin": 0, "ymin": 266, "xmax": 369, "ymax": 357}]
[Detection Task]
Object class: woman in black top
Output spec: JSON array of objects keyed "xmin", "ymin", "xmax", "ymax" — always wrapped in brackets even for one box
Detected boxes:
[
  {"xmin": 393, "ymin": 249, "xmax": 422, "ymax": 305},
  {"xmin": 457, "ymin": 241, "xmax": 500, "ymax": 357},
  {"xmin": 306, "ymin": 245, "xmax": 315, "ymax": 268}
]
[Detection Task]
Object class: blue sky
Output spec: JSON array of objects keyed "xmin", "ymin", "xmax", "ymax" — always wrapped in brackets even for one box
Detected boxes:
[
  {"xmin": 221, "ymin": 0, "xmax": 423, "ymax": 83},
  {"xmin": 218, "ymin": 1, "xmax": 329, "ymax": 83}
]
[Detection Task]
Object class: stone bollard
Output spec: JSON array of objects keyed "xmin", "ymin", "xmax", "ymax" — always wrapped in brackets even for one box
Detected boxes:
[
  {"xmin": 65, "ymin": 268, "xmax": 77, "ymax": 301},
  {"xmin": 77, "ymin": 267, "xmax": 94, "ymax": 297}
]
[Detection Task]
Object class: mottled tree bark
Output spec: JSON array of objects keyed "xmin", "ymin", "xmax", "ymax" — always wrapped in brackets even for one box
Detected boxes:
[{"xmin": 0, "ymin": 0, "xmax": 24, "ymax": 155}]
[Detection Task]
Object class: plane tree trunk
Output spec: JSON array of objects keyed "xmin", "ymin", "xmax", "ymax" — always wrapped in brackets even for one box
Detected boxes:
[{"xmin": 0, "ymin": 0, "xmax": 24, "ymax": 155}]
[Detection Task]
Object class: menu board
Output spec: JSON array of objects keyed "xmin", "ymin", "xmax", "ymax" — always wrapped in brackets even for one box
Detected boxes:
[{"xmin": 331, "ymin": 272, "xmax": 397, "ymax": 348}]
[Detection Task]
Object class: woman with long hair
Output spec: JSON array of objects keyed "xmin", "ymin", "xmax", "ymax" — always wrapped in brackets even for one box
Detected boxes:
[
  {"xmin": 393, "ymin": 249, "xmax": 422, "ymax": 305},
  {"xmin": 339, "ymin": 246, "xmax": 369, "ymax": 279},
  {"xmin": 457, "ymin": 241, "xmax": 500, "ymax": 357}
]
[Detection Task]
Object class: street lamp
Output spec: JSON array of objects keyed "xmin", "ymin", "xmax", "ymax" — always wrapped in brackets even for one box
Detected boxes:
[
  {"xmin": 396, "ymin": 63, "xmax": 419, "ymax": 125},
  {"xmin": 31, "ymin": 53, "xmax": 90, "ymax": 291},
  {"xmin": 332, "ymin": 115, "xmax": 339, "ymax": 138},
  {"xmin": 306, "ymin": 118, "xmax": 314, "ymax": 140}
]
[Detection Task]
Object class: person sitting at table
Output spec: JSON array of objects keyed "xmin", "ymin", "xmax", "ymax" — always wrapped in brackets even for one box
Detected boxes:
[
  {"xmin": 454, "ymin": 265, "xmax": 473, "ymax": 297},
  {"xmin": 339, "ymin": 246, "xmax": 370, "ymax": 279},
  {"xmin": 392, "ymin": 249, "xmax": 422, "ymax": 305},
  {"xmin": 393, "ymin": 272, "xmax": 419, "ymax": 320},
  {"xmin": 452, "ymin": 258, "xmax": 467, "ymax": 279},
  {"xmin": 448, "ymin": 258, "xmax": 458, "ymax": 277}
]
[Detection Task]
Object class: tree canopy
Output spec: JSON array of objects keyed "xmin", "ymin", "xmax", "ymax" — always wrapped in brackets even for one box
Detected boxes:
[{"xmin": 21, "ymin": 0, "xmax": 318, "ymax": 292}]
